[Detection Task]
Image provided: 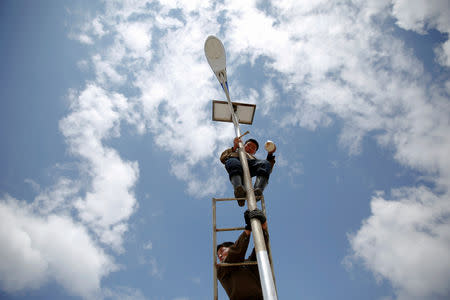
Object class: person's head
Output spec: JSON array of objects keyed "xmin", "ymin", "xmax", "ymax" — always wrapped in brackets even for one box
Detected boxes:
[
  {"xmin": 244, "ymin": 139, "xmax": 259, "ymax": 155},
  {"xmin": 217, "ymin": 242, "xmax": 233, "ymax": 262}
]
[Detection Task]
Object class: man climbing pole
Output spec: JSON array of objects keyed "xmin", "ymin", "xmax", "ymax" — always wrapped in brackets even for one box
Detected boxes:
[
  {"xmin": 220, "ymin": 137, "xmax": 276, "ymax": 206},
  {"xmin": 216, "ymin": 209, "xmax": 269, "ymax": 300}
]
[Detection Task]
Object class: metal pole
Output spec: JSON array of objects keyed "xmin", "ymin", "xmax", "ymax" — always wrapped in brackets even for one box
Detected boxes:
[
  {"xmin": 221, "ymin": 81, "xmax": 278, "ymax": 300},
  {"xmin": 261, "ymin": 197, "xmax": 278, "ymax": 296}
]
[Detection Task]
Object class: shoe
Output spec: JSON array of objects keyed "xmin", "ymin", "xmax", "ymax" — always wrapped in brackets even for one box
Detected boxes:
[
  {"xmin": 235, "ymin": 186, "xmax": 246, "ymax": 206},
  {"xmin": 230, "ymin": 175, "xmax": 246, "ymax": 206}
]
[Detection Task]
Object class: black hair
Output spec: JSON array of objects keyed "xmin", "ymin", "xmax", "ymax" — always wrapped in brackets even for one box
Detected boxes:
[
  {"xmin": 245, "ymin": 139, "xmax": 259, "ymax": 151},
  {"xmin": 217, "ymin": 242, "xmax": 234, "ymax": 252}
]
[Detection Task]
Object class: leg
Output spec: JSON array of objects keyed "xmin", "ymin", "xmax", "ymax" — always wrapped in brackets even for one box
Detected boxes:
[
  {"xmin": 247, "ymin": 159, "xmax": 271, "ymax": 178},
  {"xmin": 225, "ymin": 157, "xmax": 243, "ymax": 179},
  {"xmin": 248, "ymin": 159, "xmax": 271, "ymax": 198},
  {"xmin": 225, "ymin": 158, "xmax": 246, "ymax": 206}
]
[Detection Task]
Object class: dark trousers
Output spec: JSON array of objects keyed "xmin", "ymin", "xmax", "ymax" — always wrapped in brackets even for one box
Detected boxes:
[{"xmin": 225, "ymin": 157, "xmax": 271, "ymax": 179}]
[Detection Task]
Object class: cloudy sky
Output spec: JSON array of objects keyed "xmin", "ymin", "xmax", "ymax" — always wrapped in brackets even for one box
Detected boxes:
[{"xmin": 1, "ymin": 0, "xmax": 449, "ymax": 299}]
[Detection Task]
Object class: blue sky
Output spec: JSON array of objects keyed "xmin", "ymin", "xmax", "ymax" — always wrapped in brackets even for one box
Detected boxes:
[{"xmin": 1, "ymin": 1, "xmax": 449, "ymax": 300}]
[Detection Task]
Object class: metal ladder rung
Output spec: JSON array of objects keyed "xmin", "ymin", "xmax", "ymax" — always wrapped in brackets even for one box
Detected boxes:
[
  {"xmin": 216, "ymin": 226, "xmax": 245, "ymax": 232},
  {"xmin": 213, "ymin": 197, "xmax": 245, "ymax": 202},
  {"xmin": 213, "ymin": 196, "xmax": 264, "ymax": 202},
  {"xmin": 217, "ymin": 261, "xmax": 258, "ymax": 267}
]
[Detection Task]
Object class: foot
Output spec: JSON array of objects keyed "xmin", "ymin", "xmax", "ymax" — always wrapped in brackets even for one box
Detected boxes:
[
  {"xmin": 254, "ymin": 188, "xmax": 263, "ymax": 197},
  {"xmin": 253, "ymin": 176, "xmax": 268, "ymax": 201},
  {"xmin": 234, "ymin": 186, "xmax": 246, "ymax": 206},
  {"xmin": 234, "ymin": 185, "xmax": 246, "ymax": 198}
]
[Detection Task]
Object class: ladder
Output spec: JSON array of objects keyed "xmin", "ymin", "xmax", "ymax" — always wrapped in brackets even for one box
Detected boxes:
[{"xmin": 212, "ymin": 195, "xmax": 277, "ymax": 300}]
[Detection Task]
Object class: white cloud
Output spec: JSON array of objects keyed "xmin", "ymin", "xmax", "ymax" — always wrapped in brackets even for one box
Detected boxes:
[
  {"xmin": 261, "ymin": 81, "xmax": 278, "ymax": 115},
  {"xmin": 77, "ymin": 34, "xmax": 94, "ymax": 45},
  {"xmin": 77, "ymin": 59, "xmax": 90, "ymax": 71},
  {"xmin": 148, "ymin": 257, "xmax": 162, "ymax": 278},
  {"xmin": 348, "ymin": 187, "xmax": 450, "ymax": 300},
  {"xmin": 30, "ymin": 177, "xmax": 79, "ymax": 215},
  {"xmin": 134, "ymin": 24, "xmax": 225, "ymax": 163},
  {"xmin": 0, "ymin": 80, "xmax": 141, "ymax": 298},
  {"xmin": 93, "ymin": 53, "xmax": 127, "ymax": 85},
  {"xmin": 143, "ymin": 241, "xmax": 153, "ymax": 250},
  {"xmin": 92, "ymin": 17, "xmax": 107, "ymax": 37},
  {"xmin": 117, "ymin": 22, "xmax": 152, "ymax": 60},
  {"xmin": 286, "ymin": 160, "xmax": 304, "ymax": 188},
  {"xmin": 60, "ymin": 84, "xmax": 139, "ymax": 253},
  {"xmin": 436, "ymin": 39, "xmax": 450, "ymax": 67},
  {"xmin": 187, "ymin": 168, "xmax": 227, "ymax": 198},
  {"xmin": 103, "ymin": 286, "xmax": 147, "ymax": 300},
  {"xmin": 391, "ymin": 0, "xmax": 450, "ymax": 34},
  {"xmin": 0, "ymin": 195, "xmax": 116, "ymax": 299},
  {"xmin": 139, "ymin": 255, "xmax": 163, "ymax": 279},
  {"xmin": 390, "ymin": 0, "xmax": 450, "ymax": 67}
]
